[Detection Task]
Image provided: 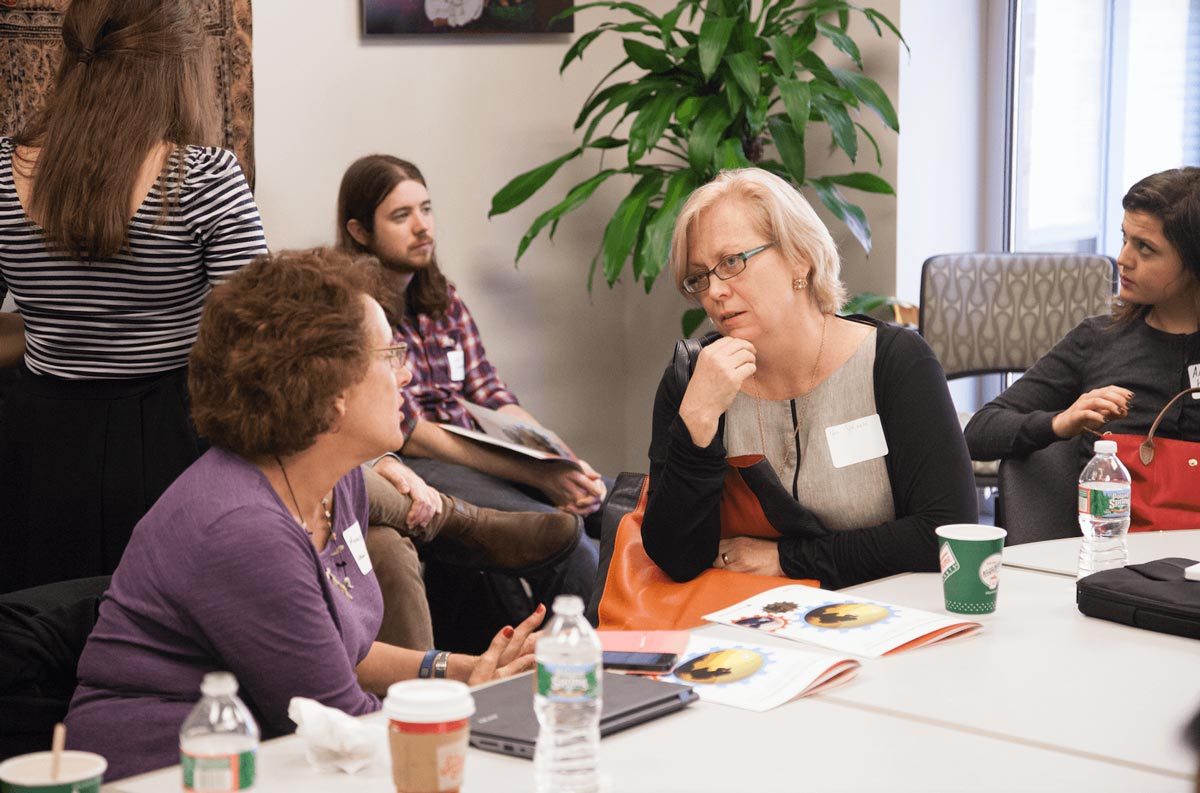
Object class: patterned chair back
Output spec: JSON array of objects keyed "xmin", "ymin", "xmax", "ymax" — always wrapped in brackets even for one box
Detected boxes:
[{"xmin": 919, "ymin": 253, "xmax": 1117, "ymax": 379}]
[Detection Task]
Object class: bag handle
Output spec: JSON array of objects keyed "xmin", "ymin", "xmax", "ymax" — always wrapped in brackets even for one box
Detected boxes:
[{"xmin": 1139, "ymin": 387, "xmax": 1200, "ymax": 465}]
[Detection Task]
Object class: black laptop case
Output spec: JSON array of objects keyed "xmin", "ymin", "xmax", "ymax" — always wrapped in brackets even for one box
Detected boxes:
[{"xmin": 1076, "ymin": 557, "xmax": 1200, "ymax": 640}]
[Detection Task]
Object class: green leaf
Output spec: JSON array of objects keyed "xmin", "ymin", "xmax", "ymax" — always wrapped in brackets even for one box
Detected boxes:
[
  {"xmin": 799, "ymin": 49, "xmax": 837, "ymax": 86},
  {"xmin": 489, "ymin": 148, "xmax": 582, "ymax": 217},
  {"xmin": 726, "ymin": 51, "xmax": 761, "ymax": 98},
  {"xmin": 682, "ymin": 308, "xmax": 708, "ymax": 337},
  {"xmin": 810, "ymin": 93, "xmax": 857, "ymax": 162},
  {"xmin": 561, "ymin": 28, "xmax": 608, "ymax": 72},
  {"xmin": 698, "ymin": 16, "xmax": 736, "ymax": 81},
  {"xmin": 767, "ymin": 35, "xmax": 795, "ymax": 78},
  {"xmin": 840, "ymin": 291, "xmax": 894, "ymax": 316},
  {"xmin": 722, "ymin": 68, "xmax": 744, "ymax": 118},
  {"xmin": 587, "ymin": 136, "xmax": 628, "ymax": 150},
  {"xmin": 623, "ymin": 38, "xmax": 673, "ymax": 73},
  {"xmin": 808, "ymin": 177, "xmax": 871, "ymax": 253},
  {"xmin": 553, "ymin": 0, "xmax": 661, "ymax": 26},
  {"xmin": 824, "ymin": 172, "xmax": 894, "ymax": 195},
  {"xmin": 675, "ymin": 95, "xmax": 702, "ymax": 128},
  {"xmin": 601, "ymin": 172, "xmax": 663, "ymax": 285},
  {"xmin": 856, "ymin": 122, "xmax": 883, "ymax": 167},
  {"xmin": 816, "ymin": 21, "xmax": 862, "ymax": 69},
  {"xmin": 515, "ymin": 169, "xmax": 620, "ymax": 261},
  {"xmin": 636, "ymin": 169, "xmax": 700, "ymax": 284},
  {"xmin": 831, "ymin": 68, "xmax": 900, "ymax": 131},
  {"xmin": 776, "ymin": 77, "xmax": 810, "ymax": 133},
  {"xmin": 715, "ymin": 138, "xmax": 753, "ymax": 170},
  {"xmin": 628, "ymin": 89, "xmax": 680, "ymax": 164},
  {"xmin": 687, "ymin": 101, "xmax": 732, "ymax": 173},
  {"xmin": 864, "ymin": 7, "xmax": 908, "ymax": 52},
  {"xmin": 766, "ymin": 115, "xmax": 805, "ymax": 184},
  {"xmin": 792, "ymin": 15, "xmax": 817, "ymax": 54}
]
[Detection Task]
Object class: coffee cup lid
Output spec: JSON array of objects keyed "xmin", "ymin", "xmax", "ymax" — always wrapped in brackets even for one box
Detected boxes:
[{"xmin": 384, "ymin": 679, "xmax": 475, "ymax": 723}]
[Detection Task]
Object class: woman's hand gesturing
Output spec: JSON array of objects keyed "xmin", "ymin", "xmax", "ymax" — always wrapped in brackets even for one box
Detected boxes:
[
  {"xmin": 1051, "ymin": 386, "xmax": 1134, "ymax": 438},
  {"xmin": 678, "ymin": 337, "xmax": 757, "ymax": 447}
]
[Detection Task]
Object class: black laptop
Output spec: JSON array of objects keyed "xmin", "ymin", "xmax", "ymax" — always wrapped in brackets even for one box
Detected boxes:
[{"xmin": 469, "ymin": 671, "xmax": 698, "ymax": 759}]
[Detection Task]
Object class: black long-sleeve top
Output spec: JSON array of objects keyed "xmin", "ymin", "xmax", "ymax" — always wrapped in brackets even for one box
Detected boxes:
[
  {"xmin": 641, "ymin": 316, "xmax": 978, "ymax": 590},
  {"xmin": 964, "ymin": 314, "xmax": 1200, "ymax": 470}
]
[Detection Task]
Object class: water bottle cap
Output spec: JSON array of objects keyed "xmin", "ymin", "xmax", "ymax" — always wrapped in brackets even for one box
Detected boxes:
[
  {"xmin": 1093, "ymin": 440, "xmax": 1117, "ymax": 454},
  {"xmin": 200, "ymin": 671, "xmax": 238, "ymax": 697},
  {"xmin": 384, "ymin": 680, "xmax": 475, "ymax": 723},
  {"xmin": 552, "ymin": 594, "xmax": 584, "ymax": 615}
]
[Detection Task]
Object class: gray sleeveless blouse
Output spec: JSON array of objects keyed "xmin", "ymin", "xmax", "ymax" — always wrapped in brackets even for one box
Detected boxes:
[{"xmin": 723, "ymin": 330, "xmax": 895, "ymax": 531}]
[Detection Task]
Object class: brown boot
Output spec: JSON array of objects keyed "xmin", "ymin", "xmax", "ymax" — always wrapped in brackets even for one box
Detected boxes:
[{"xmin": 427, "ymin": 494, "xmax": 582, "ymax": 576}]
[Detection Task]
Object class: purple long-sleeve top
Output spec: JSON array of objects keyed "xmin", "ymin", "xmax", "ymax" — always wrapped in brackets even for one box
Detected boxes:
[{"xmin": 65, "ymin": 447, "xmax": 383, "ymax": 781}]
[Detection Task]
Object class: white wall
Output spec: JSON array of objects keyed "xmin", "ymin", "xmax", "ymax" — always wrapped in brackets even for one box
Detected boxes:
[{"xmin": 251, "ymin": 1, "xmax": 910, "ymax": 472}]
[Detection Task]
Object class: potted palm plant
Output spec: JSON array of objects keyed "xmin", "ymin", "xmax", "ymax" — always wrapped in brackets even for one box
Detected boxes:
[{"xmin": 489, "ymin": 0, "xmax": 903, "ymax": 334}]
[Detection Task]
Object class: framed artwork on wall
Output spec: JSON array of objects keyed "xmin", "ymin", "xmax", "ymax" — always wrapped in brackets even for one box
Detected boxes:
[{"xmin": 363, "ymin": 0, "xmax": 573, "ymax": 35}]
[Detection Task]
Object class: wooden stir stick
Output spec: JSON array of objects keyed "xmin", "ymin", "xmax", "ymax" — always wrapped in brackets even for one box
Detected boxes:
[{"xmin": 50, "ymin": 722, "xmax": 66, "ymax": 781}]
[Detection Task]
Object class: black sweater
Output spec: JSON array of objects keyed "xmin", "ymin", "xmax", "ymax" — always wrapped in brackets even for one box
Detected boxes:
[{"xmin": 641, "ymin": 316, "xmax": 978, "ymax": 590}]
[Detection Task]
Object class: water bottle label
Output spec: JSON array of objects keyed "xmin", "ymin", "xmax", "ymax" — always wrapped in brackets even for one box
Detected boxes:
[
  {"xmin": 536, "ymin": 661, "xmax": 599, "ymax": 703},
  {"xmin": 181, "ymin": 749, "xmax": 256, "ymax": 791},
  {"xmin": 1077, "ymin": 485, "xmax": 1130, "ymax": 518}
]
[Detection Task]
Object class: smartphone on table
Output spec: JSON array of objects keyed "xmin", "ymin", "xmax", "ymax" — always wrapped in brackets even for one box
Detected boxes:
[{"xmin": 601, "ymin": 650, "xmax": 679, "ymax": 674}]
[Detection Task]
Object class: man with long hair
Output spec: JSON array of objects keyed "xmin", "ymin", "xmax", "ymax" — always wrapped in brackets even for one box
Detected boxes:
[{"xmin": 338, "ymin": 154, "xmax": 605, "ymax": 649}]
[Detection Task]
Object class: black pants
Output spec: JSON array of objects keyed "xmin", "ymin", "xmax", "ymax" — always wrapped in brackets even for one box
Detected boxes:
[{"xmin": 0, "ymin": 365, "xmax": 202, "ymax": 593}]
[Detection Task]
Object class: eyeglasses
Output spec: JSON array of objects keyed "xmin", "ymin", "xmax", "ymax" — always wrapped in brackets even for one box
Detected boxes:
[
  {"xmin": 372, "ymin": 344, "xmax": 408, "ymax": 370},
  {"xmin": 681, "ymin": 242, "xmax": 774, "ymax": 294}
]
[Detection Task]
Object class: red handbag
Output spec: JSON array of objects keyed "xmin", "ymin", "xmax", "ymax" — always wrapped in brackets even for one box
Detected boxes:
[{"xmin": 1106, "ymin": 387, "xmax": 1200, "ymax": 532}]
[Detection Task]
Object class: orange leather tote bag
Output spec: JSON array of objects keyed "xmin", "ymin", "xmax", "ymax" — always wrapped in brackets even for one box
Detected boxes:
[
  {"xmin": 1107, "ymin": 387, "xmax": 1200, "ymax": 532},
  {"xmin": 597, "ymin": 456, "xmax": 820, "ymax": 631}
]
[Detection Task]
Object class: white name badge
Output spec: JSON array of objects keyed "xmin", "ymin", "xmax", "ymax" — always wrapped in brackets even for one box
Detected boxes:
[
  {"xmin": 340, "ymin": 520, "xmax": 372, "ymax": 576},
  {"xmin": 825, "ymin": 414, "xmax": 889, "ymax": 469},
  {"xmin": 1189, "ymin": 363, "xmax": 1200, "ymax": 398},
  {"xmin": 447, "ymin": 349, "xmax": 466, "ymax": 382}
]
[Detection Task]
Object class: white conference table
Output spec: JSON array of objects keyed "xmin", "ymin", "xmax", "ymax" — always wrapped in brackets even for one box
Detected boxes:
[
  {"xmin": 103, "ymin": 536, "xmax": 1199, "ymax": 792},
  {"xmin": 1002, "ymin": 529, "xmax": 1200, "ymax": 578}
]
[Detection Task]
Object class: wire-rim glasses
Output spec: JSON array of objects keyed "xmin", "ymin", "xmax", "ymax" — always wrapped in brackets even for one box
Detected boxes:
[
  {"xmin": 682, "ymin": 242, "xmax": 775, "ymax": 294},
  {"xmin": 372, "ymin": 343, "xmax": 408, "ymax": 369}
]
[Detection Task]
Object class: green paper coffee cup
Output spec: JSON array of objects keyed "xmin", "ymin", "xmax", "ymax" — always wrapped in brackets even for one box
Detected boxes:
[
  {"xmin": 0, "ymin": 751, "xmax": 106, "ymax": 793},
  {"xmin": 936, "ymin": 524, "xmax": 1007, "ymax": 615}
]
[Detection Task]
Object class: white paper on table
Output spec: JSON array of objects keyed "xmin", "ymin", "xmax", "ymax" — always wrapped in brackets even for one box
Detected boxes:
[
  {"xmin": 702, "ymin": 584, "xmax": 981, "ymax": 658},
  {"xmin": 658, "ymin": 635, "xmax": 860, "ymax": 713}
]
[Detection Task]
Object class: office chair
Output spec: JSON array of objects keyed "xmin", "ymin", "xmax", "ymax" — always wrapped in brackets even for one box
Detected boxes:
[{"xmin": 919, "ymin": 252, "xmax": 1117, "ymax": 491}]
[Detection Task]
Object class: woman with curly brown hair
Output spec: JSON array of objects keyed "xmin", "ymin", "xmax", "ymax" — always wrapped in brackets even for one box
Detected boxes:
[
  {"xmin": 0, "ymin": 0, "xmax": 267, "ymax": 592},
  {"xmin": 64, "ymin": 249, "xmax": 541, "ymax": 781}
]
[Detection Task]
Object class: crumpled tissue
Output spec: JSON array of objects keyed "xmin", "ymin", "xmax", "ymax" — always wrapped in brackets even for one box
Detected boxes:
[{"xmin": 287, "ymin": 697, "xmax": 378, "ymax": 774}]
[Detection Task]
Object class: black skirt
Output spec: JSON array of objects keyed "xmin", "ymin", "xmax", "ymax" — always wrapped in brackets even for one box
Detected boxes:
[{"xmin": 0, "ymin": 364, "xmax": 204, "ymax": 593}]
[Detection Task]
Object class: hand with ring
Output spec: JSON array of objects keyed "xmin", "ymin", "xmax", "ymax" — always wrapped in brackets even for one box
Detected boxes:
[{"xmin": 715, "ymin": 536, "xmax": 784, "ymax": 576}]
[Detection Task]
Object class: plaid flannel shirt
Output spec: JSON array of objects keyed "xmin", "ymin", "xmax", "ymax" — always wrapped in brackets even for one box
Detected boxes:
[{"xmin": 394, "ymin": 282, "xmax": 519, "ymax": 439}]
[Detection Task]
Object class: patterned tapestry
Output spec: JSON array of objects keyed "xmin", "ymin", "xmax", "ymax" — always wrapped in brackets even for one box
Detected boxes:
[{"xmin": 0, "ymin": 0, "xmax": 256, "ymax": 186}]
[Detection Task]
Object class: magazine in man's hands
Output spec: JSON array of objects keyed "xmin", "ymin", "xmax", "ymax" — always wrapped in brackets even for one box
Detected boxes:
[
  {"xmin": 704, "ymin": 584, "xmax": 981, "ymax": 658},
  {"xmin": 658, "ymin": 635, "xmax": 859, "ymax": 712},
  {"xmin": 436, "ymin": 400, "xmax": 582, "ymax": 471}
]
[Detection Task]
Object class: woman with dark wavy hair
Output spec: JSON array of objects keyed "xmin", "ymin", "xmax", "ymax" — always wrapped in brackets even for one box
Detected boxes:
[
  {"xmin": 0, "ymin": 0, "xmax": 267, "ymax": 592},
  {"xmin": 966, "ymin": 167, "xmax": 1200, "ymax": 473},
  {"xmin": 65, "ymin": 249, "xmax": 541, "ymax": 780}
]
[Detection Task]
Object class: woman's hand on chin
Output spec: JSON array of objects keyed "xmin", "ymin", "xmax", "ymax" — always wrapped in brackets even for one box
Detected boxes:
[
  {"xmin": 678, "ymin": 337, "xmax": 757, "ymax": 447},
  {"xmin": 714, "ymin": 536, "xmax": 784, "ymax": 577},
  {"xmin": 465, "ymin": 603, "xmax": 546, "ymax": 686}
]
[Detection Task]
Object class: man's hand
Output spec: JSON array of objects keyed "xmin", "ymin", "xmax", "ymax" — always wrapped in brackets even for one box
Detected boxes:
[
  {"xmin": 714, "ymin": 536, "xmax": 784, "ymax": 577},
  {"xmin": 536, "ymin": 460, "xmax": 606, "ymax": 516},
  {"xmin": 371, "ymin": 455, "xmax": 443, "ymax": 529}
]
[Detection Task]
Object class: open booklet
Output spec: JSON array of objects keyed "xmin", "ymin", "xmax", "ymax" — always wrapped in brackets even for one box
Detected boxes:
[
  {"xmin": 704, "ymin": 584, "xmax": 981, "ymax": 658},
  {"xmin": 658, "ymin": 635, "xmax": 859, "ymax": 712},
  {"xmin": 436, "ymin": 400, "xmax": 582, "ymax": 472}
]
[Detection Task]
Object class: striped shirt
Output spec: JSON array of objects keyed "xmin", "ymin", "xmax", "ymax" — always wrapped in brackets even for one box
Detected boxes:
[
  {"xmin": 0, "ymin": 138, "xmax": 268, "ymax": 379},
  {"xmin": 392, "ymin": 282, "xmax": 520, "ymax": 439}
]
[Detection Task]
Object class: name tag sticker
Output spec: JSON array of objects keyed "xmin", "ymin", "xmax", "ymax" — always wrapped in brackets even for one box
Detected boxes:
[
  {"xmin": 341, "ymin": 521, "xmax": 372, "ymax": 575},
  {"xmin": 1189, "ymin": 364, "xmax": 1200, "ymax": 398},
  {"xmin": 825, "ymin": 414, "xmax": 889, "ymax": 469},
  {"xmin": 447, "ymin": 349, "xmax": 466, "ymax": 382}
]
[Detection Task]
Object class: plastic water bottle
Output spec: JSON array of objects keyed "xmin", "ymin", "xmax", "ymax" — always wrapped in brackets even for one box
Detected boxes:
[
  {"xmin": 1077, "ymin": 439, "xmax": 1132, "ymax": 579},
  {"xmin": 180, "ymin": 672, "xmax": 260, "ymax": 792},
  {"xmin": 534, "ymin": 594, "xmax": 602, "ymax": 793}
]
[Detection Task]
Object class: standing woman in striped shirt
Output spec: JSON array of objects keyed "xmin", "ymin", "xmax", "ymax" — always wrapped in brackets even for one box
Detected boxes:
[{"xmin": 0, "ymin": 0, "xmax": 267, "ymax": 592}]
